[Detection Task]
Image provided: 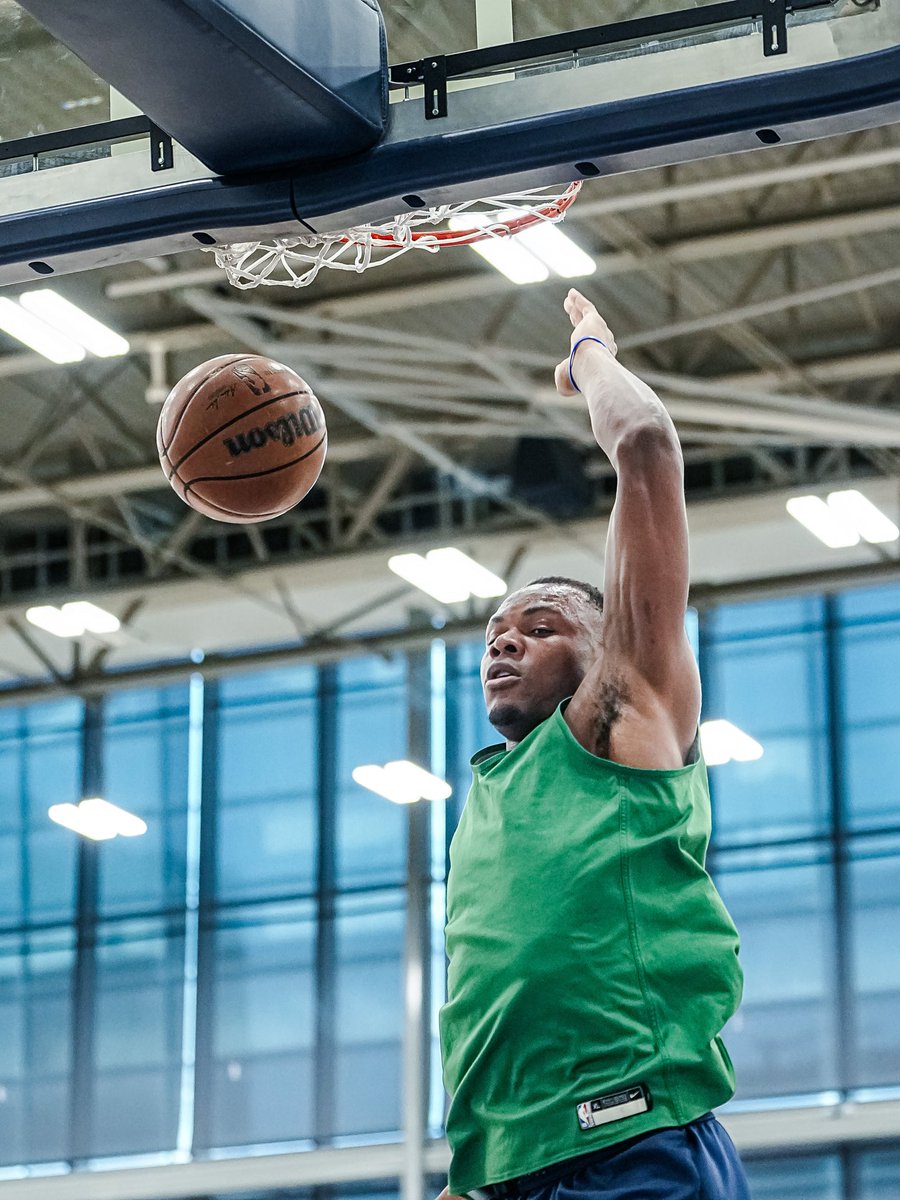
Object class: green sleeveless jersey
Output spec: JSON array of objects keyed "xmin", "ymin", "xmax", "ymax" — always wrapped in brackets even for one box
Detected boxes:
[{"xmin": 440, "ymin": 702, "xmax": 742, "ymax": 1195}]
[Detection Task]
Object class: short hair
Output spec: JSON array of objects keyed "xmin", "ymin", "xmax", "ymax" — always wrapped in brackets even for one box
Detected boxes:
[{"xmin": 526, "ymin": 575, "xmax": 604, "ymax": 614}]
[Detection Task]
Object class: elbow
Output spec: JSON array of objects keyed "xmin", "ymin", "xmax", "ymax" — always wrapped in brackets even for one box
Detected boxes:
[{"xmin": 613, "ymin": 420, "xmax": 682, "ymax": 473}]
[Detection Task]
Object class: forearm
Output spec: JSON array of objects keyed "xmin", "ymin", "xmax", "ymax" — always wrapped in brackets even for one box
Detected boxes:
[{"xmin": 576, "ymin": 343, "xmax": 679, "ymax": 468}]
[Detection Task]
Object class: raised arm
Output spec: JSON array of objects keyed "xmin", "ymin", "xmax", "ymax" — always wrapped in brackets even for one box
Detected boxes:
[{"xmin": 555, "ymin": 290, "xmax": 700, "ymax": 760}]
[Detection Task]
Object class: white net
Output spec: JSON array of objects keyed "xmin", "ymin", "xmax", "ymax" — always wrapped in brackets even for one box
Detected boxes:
[{"xmin": 207, "ymin": 182, "xmax": 582, "ymax": 289}]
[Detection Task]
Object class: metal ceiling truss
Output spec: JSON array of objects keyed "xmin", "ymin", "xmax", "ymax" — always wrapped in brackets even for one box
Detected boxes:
[
  {"xmin": 0, "ymin": 436, "xmax": 891, "ymax": 611},
  {"xmin": 0, "ymin": 121, "xmax": 897, "ymax": 612}
]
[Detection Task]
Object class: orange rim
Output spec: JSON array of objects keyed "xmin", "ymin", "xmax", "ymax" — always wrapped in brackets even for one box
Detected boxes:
[{"xmin": 340, "ymin": 181, "xmax": 582, "ymax": 248}]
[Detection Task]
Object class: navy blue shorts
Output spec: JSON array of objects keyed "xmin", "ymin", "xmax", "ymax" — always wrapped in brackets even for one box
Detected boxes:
[{"xmin": 475, "ymin": 1114, "xmax": 751, "ymax": 1200}]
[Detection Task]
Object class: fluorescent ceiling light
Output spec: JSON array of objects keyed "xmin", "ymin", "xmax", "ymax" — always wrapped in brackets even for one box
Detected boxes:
[
  {"xmin": 389, "ymin": 552, "xmax": 471, "ymax": 604},
  {"xmin": 352, "ymin": 760, "xmax": 452, "ymax": 805},
  {"xmin": 19, "ymin": 289, "xmax": 130, "ymax": 357},
  {"xmin": 49, "ymin": 802, "xmax": 117, "ymax": 840},
  {"xmin": 787, "ymin": 491, "xmax": 900, "ymax": 548},
  {"xmin": 0, "ymin": 297, "xmax": 85, "ymax": 364},
  {"xmin": 449, "ymin": 213, "xmax": 549, "ymax": 285},
  {"xmin": 62, "ymin": 600, "xmax": 121, "ymax": 634},
  {"xmin": 388, "ymin": 548, "xmax": 506, "ymax": 604},
  {"xmin": 79, "ymin": 798, "xmax": 147, "ymax": 837},
  {"xmin": 516, "ymin": 221, "xmax": 596, "ymax": 277},
  {"xmin": 26, "ymin": 601, "xmax": 120, "ymax": 638},
  {"xmin": 49, "ymin": 798, "xmax": 147, "ymax": 840},
  {"xmin": 786, "ymin": 495, "xmax": 860, "ymax": 549},
  {"xmin": 465, "ymin": 231, "xmax": 550, "ymax": 285},
  {"xmin": 351, "ymin": 764, "xmax": 414, "ymax": 804},
  {"xmin": 26, "ymin": 605, "xmax": 84, "ymax": 638},
  {"xmin": 423, "ymin": 548, "xmax": 506, "ymax": 599},
  {"xmin": 700, "ymin": 719, "xmax": 764, "ymax": 767},
  {"xmin": 449, "ymin": 211, "xmax": 594, "ymax": 284},
  {"xmin": 826, "ymin": 489, "xmax": 899, "ymax": 544},
  {"xmin": 383, "ymin": 759, "xmax": 452, "ymax": 802}
]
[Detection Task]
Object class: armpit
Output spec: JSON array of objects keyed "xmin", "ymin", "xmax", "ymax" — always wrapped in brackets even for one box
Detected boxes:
[{"xmin": 591, "ymin": 676, "xmax": 630, "ymax": 759}]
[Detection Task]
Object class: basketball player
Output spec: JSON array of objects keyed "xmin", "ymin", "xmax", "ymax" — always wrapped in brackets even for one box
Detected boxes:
[{"xmin": 436, "ymin": 290, "xmax": 749, "ymax": 1200}]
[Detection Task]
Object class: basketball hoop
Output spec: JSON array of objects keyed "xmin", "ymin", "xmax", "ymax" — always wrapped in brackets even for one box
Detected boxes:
[{"xmin": 207, "ymin": 181, "xmax": 582, "ymax": 289}]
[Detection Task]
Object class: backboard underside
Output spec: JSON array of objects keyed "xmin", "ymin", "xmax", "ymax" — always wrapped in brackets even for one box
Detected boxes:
[{"xmin": 0, "ymin": 0, "xmax": 898, "ymax": 289}]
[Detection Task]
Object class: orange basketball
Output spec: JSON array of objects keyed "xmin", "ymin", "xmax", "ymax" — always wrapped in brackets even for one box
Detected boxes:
[{"xmin": 156, "ymin": 354, "xmax": 327, "ymax": 524}]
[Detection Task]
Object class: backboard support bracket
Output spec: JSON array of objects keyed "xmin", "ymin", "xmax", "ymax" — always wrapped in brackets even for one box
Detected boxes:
[
  {"xmin": 393, "ymin": 0, "xmax": 808, "ymax": 119},
  {"xmin": 764, "ymin": 0, "xmax": 788, "ymax": 56},
  {"xmin": 150, "ymin": 124, "xmax": 175, "ymax": 172},
  {"xmin": 422, "ymin": 56, "xmax": 448, "ymax": 121},
  {"xmin": 0, "ymin": 115, "xmax": 174, "ymax": 175}
]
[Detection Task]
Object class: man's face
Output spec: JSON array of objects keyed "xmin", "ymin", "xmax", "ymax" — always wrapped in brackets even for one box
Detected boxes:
[{"xmin": 481, "ymin": 585, "xmax": 601, "ymax": 745}]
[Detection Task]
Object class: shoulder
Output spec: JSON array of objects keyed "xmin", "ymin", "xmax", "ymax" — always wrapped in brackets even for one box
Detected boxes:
[{"xmin": 565, "ymin": 648, "xmax": 701, "ymax": 769}]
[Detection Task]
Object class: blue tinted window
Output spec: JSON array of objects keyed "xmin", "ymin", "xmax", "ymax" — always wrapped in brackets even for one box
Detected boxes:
[
  {"xmin": 742, "ymin": 1153, "xmax": 842, "ymax": 1199},
  {"xmin": 0, "ymin": 701, "xmax": 81, "ymax": 928},
  {"xmin": 709, "ymin": 595, "xmax": 825, "ymax": 639},
  {"xmin": 849, "ymin": 837, "xmax": 900, "ymax": 1088},
  {"xmin": 333, "ymin": 891, "xmax": 405, "ymax": 1138},
  {"xmin": 336, "ymin": 655, "xmax": 407, "ymax": 888},
  {"xmin": 837, "ymin": 580, "xmax": 900, "ymax": 622},
  {"xmin": 0, "ymin": 928, "xmax": 75, "ymax": 1165},
  {"xmin": 841, "ymin": 624, "xmax": 900, "ymax": 723},
  {"xmin": 714, "ymin": 846, "xmax": 838, "ymax": 1097},
  {"xmin": 843, "ymin": 723, "xmax": 900, "ymax": 832},
  {"xmin": 705, "ymin": 622, "xmax": 830, "ymax": 844},
  {"xmin": 91, "ymin": 918, "xmax": 185, "ymax": 1156},
  {"xmin": 100, "ymin": 687, "xmax": 190, "ymax": 916},
  {"xmin": 858, "ymin": 1146, "xmax": 900, "ymax": 1199},
  {"xmin": 447, "ymin": 642, "xmax": 496, "ymax": 833},
  {"xmin": 685, "ymin": 607, "xmax": 700, "ymax": 660},
  {"xmin": 216, "ymin": 668, "xmax": 317, "ymax": 900},
  {"xmin": 839, "ymin": 615, "xmax": 900, "ymax": 830},
  {"xmin": 202, "ymin": 900, "xmax": 316, "ymax": 1149}
]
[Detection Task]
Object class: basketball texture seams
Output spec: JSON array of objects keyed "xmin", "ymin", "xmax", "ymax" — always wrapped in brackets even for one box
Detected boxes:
[
  {"xmin": 187, "ymin": 432, "xmax": 327, "ymax": 484},
  {"xmin": 157, "ymin": 353, "xmax": 247, "ymax": 455},
  {"xmin": 167, "ymin": 388, "xmax": 310, "ymax": 475},
  {"xmin": 156, "ymin": 355, "xmax": 327, "ymax": 524}
]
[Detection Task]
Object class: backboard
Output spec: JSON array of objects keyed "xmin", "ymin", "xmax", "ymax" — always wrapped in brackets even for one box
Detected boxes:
[{"xmin": 0, "ymin": 0, "xmax": 899, "ymax": 288}]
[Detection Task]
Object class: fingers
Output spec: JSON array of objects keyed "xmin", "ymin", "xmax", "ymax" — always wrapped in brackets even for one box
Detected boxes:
[
  {"xmin": 564, "ymin": 287, "xmax": 594, "ymax": 324},
  {"xmin": 563, "ymin": 289, "xmax": 617, "ymax": 355},
  {"xmin": 564, "ymin": 288, "xmax": 590, "ymax": 328},
  {"xmin": 555, "ymin": 357, "xmax": 578, "ymax": 397}
]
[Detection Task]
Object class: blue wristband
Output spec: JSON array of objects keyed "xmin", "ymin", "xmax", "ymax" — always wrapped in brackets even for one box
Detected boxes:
[{"xmin": 567, "ymin": 335, "xmax": 609, "ymax": 393}]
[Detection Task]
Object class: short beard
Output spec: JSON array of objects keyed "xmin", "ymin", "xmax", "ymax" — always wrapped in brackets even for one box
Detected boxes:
[{"xmin": 488, "ymin": 701, "xmax": 549, "ymax": 744}]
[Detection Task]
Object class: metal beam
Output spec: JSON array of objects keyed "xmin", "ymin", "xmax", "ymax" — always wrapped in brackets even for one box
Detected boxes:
[
  {"xmin": 0, "ymin": 366, "xmax": 897, "ymax": 543},
  {"xmin": 0, "ymin": 440, "xmax": 386, "ymax": 515},
  {"xmin": 176, "ymin": 289, "xmax": 605, "ymax": 563},
  {"xmin": 596, "ymin": 211, "xmax": 815, "ymax": 390},
  {"xmin": 6, "ymin": 616, "xmax": 67, "ymax": 682},
  {"xmin": 574, "ymin": 144, "xmax": 900, "ymax": 220},
  {"xmin": 722, "ymin": 348, "xmax": 900, "ymax": 389},
  {"xmin": 589, "ymin": 391, "xmax": 900, "ymax": 445},
  {"xmin": 179, "ymin": 291, "xmax": 900, "ymax": 443},
  {"xmin": 402, "ymin": 649, "xmax": 433, "ymax": 1200},
  {"xmin": 0, "ymin": 1099, "xmax": 897, "ymax": 1199},
  {"xmin": 8, "ymin": 543, "xmax": 900, "ymax": 708},
  {"xmin": 343, "ymin": 448, "xmax": 414, "ymax": 546},
  {"xmin": 620, "ymin": 264, "xmax": 900, "ymax": 352},
  {"xmin": 176, "ymin": 288, "xmax": 504, "ymax": 499},
  {"xmin": 0, "ymin": 461, "xmax": 300, "ymax": 622}
]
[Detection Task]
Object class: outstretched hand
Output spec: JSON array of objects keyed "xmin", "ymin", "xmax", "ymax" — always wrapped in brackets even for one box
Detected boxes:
[{"xmin": 554, "ymin": 288, "xmax": 618, "ymax": 397}]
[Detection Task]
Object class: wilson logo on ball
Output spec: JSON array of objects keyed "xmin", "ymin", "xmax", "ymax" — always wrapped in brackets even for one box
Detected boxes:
[{"xmin": 223, "ymin": 404, "xmax": 324, "ymax": 458}]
